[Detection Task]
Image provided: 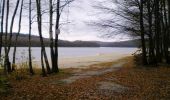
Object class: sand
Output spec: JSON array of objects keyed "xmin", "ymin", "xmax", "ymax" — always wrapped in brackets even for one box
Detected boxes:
[
  {"xmin": 31, "ymin": 53, "xmax": 131, "ymax": 69},
  {"xmin": 58, "ymin": 53, "xmax": 131, "ymax": 68}
]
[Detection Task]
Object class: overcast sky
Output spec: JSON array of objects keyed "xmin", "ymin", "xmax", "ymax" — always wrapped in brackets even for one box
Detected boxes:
[{"xmin": 6, "ymin": 0, "xmax": 130, "ymax": 42}]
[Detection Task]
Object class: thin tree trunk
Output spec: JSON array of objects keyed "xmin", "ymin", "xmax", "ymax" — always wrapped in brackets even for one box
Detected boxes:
[
  {"xmin": 4, "ymin": 0, "xmax": 10, "ymax": 73},
  {"xmin": 139, "ymin": 0, "xmax": 147, "ymax": 65},
  {"xmin": 0, "ymin": 0, "xmax": 5, "ymax": 58},
  {"xmin": 41, "ymin": 48, "xmax": 46, "ymax": 77},
  {"xmin": 161, "ymin": 0, "xmax": 169, "ymax": 63},
  {"xmin": 43, "ymin": 50, "xmax": 51, "ymax": 74},
  {"xmin": 4, "ymin": 0, "xmax": 20, "ymax": 73},
  {"xmin": 147, "ymin": 0, "xmax": 155, "ymax": 64},
  {"xmin": 36, "ymin": 0, "xmax": 51, "ymax": 74},
  {"xmin": 154, "ymin": 0, "xmax": 161, "ymax": 62},
  {"xmin": 49, "ymin": 0, "xmax": 55, "ymax": 73},
  {"xmin": 53, "ymin": 0, "xmax": 60, "ymax": 73},
  {"xmin": 12, "ymin": 0, "xmax": 24, "ymax": 71},
  {"xmin": 7, "ymin": 0, "xmax": 20, "ymax": 54},
  {"xmin": 167, "ymin": 0, "xmax": 170, "ymax": 63},
  {"xmin": 28, "ymin": 0, "xmax": 34, "ymax": 75}
]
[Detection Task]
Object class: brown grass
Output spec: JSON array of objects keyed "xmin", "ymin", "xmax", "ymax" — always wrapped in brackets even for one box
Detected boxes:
[{"xmin": 112, "ymin": 57, "xmax": 170, "ymax": 99}]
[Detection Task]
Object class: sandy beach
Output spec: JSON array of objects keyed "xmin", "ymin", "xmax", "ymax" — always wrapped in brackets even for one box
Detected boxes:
[
  {"xmin": 58, "ymin": 53, "xmax": 131, "ymax": 68},
  {"xmin": 18, "ymin": 52, "xmax": 132, "ymax": 69}
]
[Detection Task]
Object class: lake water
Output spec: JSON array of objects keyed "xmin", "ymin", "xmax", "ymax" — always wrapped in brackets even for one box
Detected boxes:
[{"xmin": 2, "ymin": 47, "xmax": 137, "ymax": 64}]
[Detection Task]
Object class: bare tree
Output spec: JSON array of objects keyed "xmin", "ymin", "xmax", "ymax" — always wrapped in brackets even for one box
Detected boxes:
[
  {"xmin": 12, "ymin": 0, "xmax": 24, "ymax": 71},
  {"xmin": 49, "ymin": 0, "xmax": 55, "ymax": 72},
  {"xmin": 139, "ymin": 0, "xmax": 147, "ymax": 65},
  {"xmin": 3, "ymin": 0, "xmax": 21, "ymax": 73},
  {"xmin": 93, "ymin": 0, "xmax": 170, "ymax": 65},
  {"xmin": 0, "ymin": 0, "xmax": 5, "ymax": 59},
  {"xmin": 28, "ymin": 0, "xmax": 34, "ymax": 75},
  {"xmin": 53, "ymin": 0, "xmax": 60, "ymax": 73},
  {"xmin": 36, "ymin": 0, "xmax": 51, "ymax": 75},
  {"xmin": 50, "ymin": 0, "xmax": 74, "ymax": 73},
  {"xmin": 8, "ymin": 0, "xmax": 20, "ymax": 54},
  {"xmin": 4, "ymin": 0, "xmax": 10, "ymax": 73}
]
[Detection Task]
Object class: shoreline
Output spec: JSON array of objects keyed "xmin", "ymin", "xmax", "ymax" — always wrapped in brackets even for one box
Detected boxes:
[{"xmin": 31, "ymin": 53, "xmax": 132, "ymax": 69}]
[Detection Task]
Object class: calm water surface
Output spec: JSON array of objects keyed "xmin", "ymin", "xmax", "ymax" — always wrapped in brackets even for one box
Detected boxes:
[{"xmin": 2, "ymin": 47, "xmax": 137, "ymax": 63}]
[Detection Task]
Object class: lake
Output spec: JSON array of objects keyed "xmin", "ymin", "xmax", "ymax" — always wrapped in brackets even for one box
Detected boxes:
[{"xmin": 2, "ymin": 47, "xmax": 138, "ymax": 68}]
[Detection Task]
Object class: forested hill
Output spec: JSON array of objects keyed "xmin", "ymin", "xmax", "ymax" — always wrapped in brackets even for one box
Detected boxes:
[
  {"xmin": 2, "ymin": 33, "xmax": 139, "ymax": 47},
  {"xmin": 97, "ymin": 40, "xmax": 139, "ymax": 47}
]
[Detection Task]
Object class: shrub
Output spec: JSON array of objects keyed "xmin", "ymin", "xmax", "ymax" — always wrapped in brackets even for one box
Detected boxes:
[
  {"xmin": 132, "ymin": 49, "xmax": 143, "ymax": 65},
  {"xmin": 0, "ymin": 76, "xmax": 10, "ymax": 95},
  {"xmin": 10, "ymin": 62, "xmax": 29, "ymax": 80}
]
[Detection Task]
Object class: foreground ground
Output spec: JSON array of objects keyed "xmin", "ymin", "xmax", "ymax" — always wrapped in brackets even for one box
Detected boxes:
[{"xmin": 1, "ymin": 56, "xmax": 170, "ymax": 99}]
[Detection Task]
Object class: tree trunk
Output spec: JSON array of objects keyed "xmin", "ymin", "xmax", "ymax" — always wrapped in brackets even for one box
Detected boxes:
[
  {"xmin": 41, "ymin": 48, "xmax": 46, "ymax": 77},
  {"xmin": 147, "ymin": 0, "xmax": 156, "ymax": 64},
  {"xmin": 7, "ymin": 0, "xmax": 20, "ymax": 54},
  {"xmin": 28, "ymin": 0, "xmax": 34, "ymax": 75},
  {"xmin": 36, "ymin": 0, "xmax": 51, "ymax": 74},
  {"xmin": 53, "ymin": 0, "xmax": 60, "ymax": 73},
  {"xmin": 154, "ymin": 0, "xmax": 161, "ymax": 63},
  {"xmin": 12, "ymin": 0, "xmax": 24, "ymax": 71},
  {"xmin": 49, "ymin": 0, "xmax": 55, "ymax": 73},
  {"xmin": 0, "ymin": 0, "xmax": 5, "ymax": 58},
  {"xmin": 43, "ymin": 50, "xmax": 51, "ymax": 74},
  {"xmin": 167, "ymin": 0, "xmax": 170, "ymax": 63},
  {"xmin": 4, "ymin": 0, "xmax": 11, "ymax": 73},
  {"xmin": 139, "ymin": 0, "xmax": 148, "ymax": 65}
]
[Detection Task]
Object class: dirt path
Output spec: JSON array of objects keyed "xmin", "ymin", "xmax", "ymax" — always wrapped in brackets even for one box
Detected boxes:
[
  {"xmin": 58, "ymin": 61, "xmax": 127, "ymax": 93},
  {"xmin": 60, "ymin": 62, "xmax": 125, "ymax": 84}
]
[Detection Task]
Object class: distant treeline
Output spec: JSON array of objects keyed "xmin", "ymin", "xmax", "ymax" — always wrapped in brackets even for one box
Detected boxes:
[{"xmin": 2, "ymin": 33, "xmax": 138, "ymax": 47}]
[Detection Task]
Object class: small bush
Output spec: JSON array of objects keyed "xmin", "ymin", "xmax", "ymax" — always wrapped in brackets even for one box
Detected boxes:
[
  {"xmin": 132, "ymin": 49, "xmax": 143, "ymax": 65},
  {"xmin": 0, "ymin": 76, "xmax": 10, "ymax": 95},
  {"xmin": 10, "ymin": 50, "xmax": 33, "ymax": 80},
  {"xmin": 0, "ymin": 55, "xmax": 4, "ymax": 74},
  {"xmin": 10, "ymin": 63, "xmax": 29, "ymax": 80}
]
